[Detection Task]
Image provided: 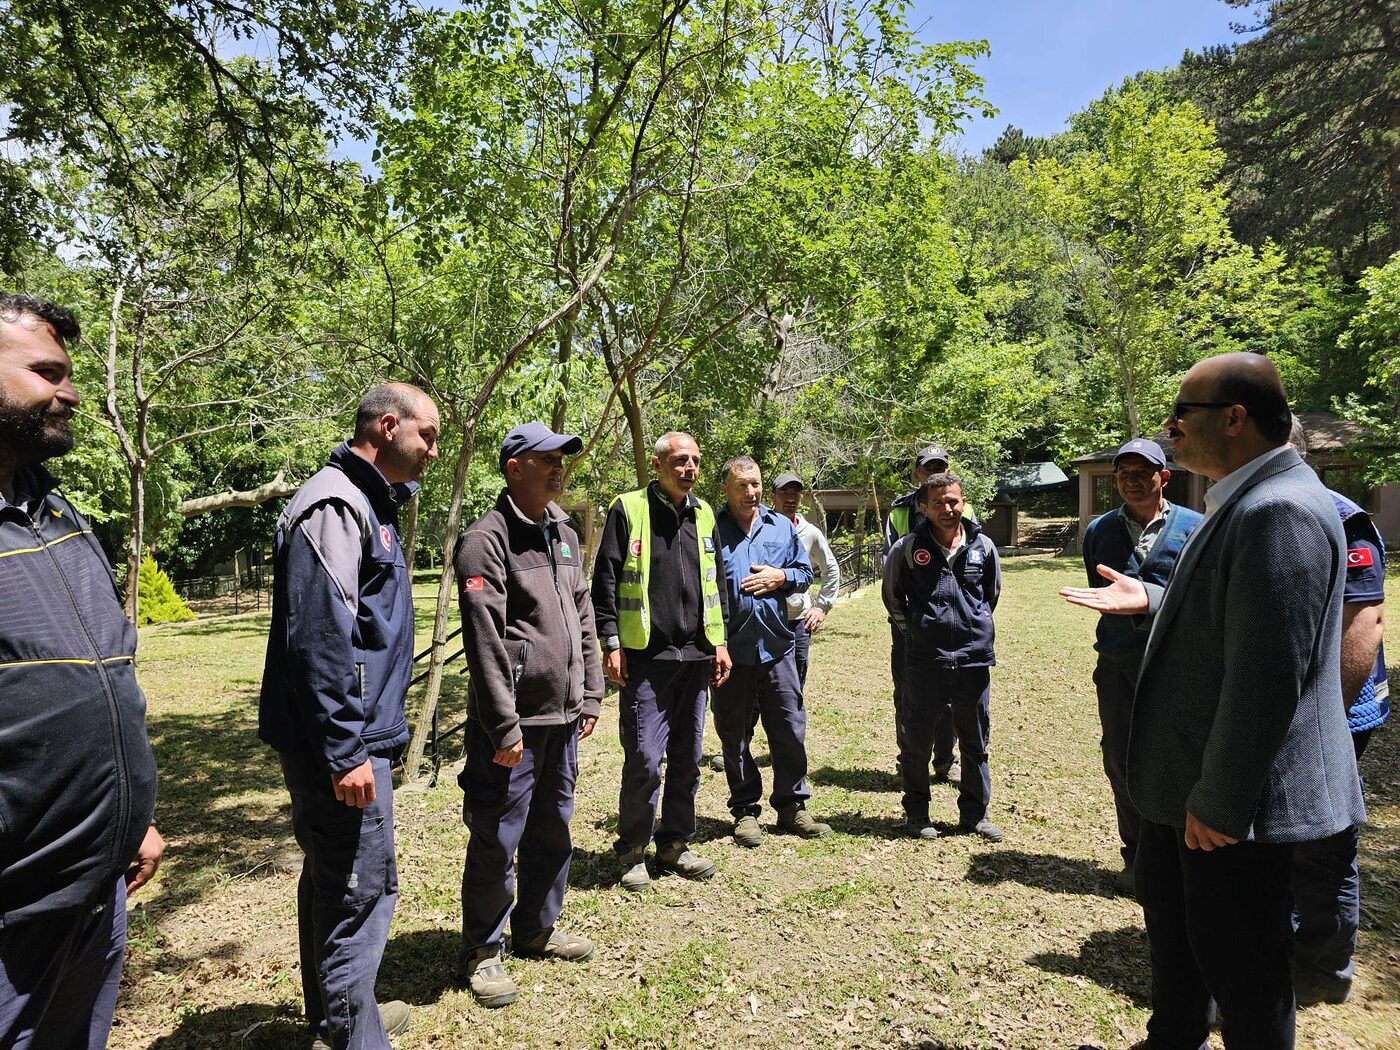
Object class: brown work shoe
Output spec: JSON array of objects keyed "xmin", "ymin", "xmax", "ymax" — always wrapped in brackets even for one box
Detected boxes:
[
  {"xmin": 516, "ymin": 928, "xmax": 595, "ymax": 962},
  {"xmin": 618, "ymin": 848, "xmax": 650, "ymax": 893},
  {"xmin": 655, "ymin": 841, "xmax": 716, "ymax": 880},
  {"xmin": 777, "ymin": 805, "xmax": 831, "ymax": 839},
  {"xmin": 733, "ymin": 814, "xmax": 763, "ymax": 848},
  {"xmin": 462, "ymin": 946, "xmax": 517, "ymax": 1008}
]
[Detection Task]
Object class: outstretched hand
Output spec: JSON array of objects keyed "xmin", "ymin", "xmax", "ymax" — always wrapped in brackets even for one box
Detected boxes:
[{"xmin": 1059, "ymin": 565, "xmax": 1149, "ymax": 616}]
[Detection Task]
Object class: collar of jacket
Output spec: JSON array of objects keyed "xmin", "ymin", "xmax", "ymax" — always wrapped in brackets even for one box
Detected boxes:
[
  {"xmin": 497, "ymin": 488, "xmax": 569, "ymax": 527},
  {"xmin": 0, "ymin": 463, "xmax": 59, "ymax": 513},
  {"xmin": 647, "ymin": 480, "xmax": 699, "ymax": 517},
  {"xmin": 329, "ymin": 441, "xmax": 416, "ymax": 517},
  {"xmin": 913, "ymin": 513, "xmax": 983, "ymax": 548},
  {"xmin": 718, "ymin": 502, "xmax": 781, "ymax": 532},
  {"xmin": 891, "ymin": 490, "xmax": 918, "ymax": 509}
]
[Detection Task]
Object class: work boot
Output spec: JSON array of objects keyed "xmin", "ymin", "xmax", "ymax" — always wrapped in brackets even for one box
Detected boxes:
[
  {"xmin": 516, "ymin": 928, "xmax": 595, "ymax": 963},
  {"xmin": 961, "ymin": 818, "xmax": 1005, "ymax": 842},
  {"xmin": 310, "ymin": 1000, "xmax": 411, "ymax": 1048},
  {"xmin": 709, "ymin": 753, "xmax": 726, "ymax": 772},
  {"xmin": 932, "ymin": 759, "xmax": 957, "ymax": 784},
  {"xmin": 903, "ymin": 816, "xmax": 939, "ymax": 840},
  {"xmin": 1113, "ymin": 862, "xmax": 1136, "ymax": 897},
  {"xmin": 462, "ymin": 946, "xmax": 517, "ymax": 1008},
  {"xmin": 655, "ymin": 840, "xmax": 716, "ymax": 880},
  {"xmin": 618, "ymin": 848, "xmax": 650, "ymax": 893},
  {"xmin": 776, "ymin": 805, "xmax": 831, "ymax": 839},
  {"xmin": 733, "ymin": 814, "xmax": 763, "ymax": 848}
]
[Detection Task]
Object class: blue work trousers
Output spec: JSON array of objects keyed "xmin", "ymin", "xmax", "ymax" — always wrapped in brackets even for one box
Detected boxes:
[
  {"xmin": 1093, "ymin": 657, "xmax": 1142, "ymax": 865},
  {"xmin": 791, "ymin": 619, "xmax": 811, "ymax": 688},
  {"xmin": 1290, "ymin": 728, "xmax": 1373, "ymax": 998},
  {"xmin": 615, "ymin": 659, "xmax": 710, "ymax": 853},
  {"xmin": 891, "ymin": 625, "xmax": 955, "ymax": 767},
  {"xmin": 460, "ymin": 719, "xmax": 579, "ymax": 958},
  {"xmin": 899, "ymin": 661, "xmax": 991, "ymax": 826},
  {"xmin": 281, "ymin": 751, "xmax": 398, "ymax": 1050},
  {"xmin": 0, "ymin": 876, "xmax": 125, "ymax": 1049},
  {"xmin": 1138, "ymin": 819, "xmax": 1295, "ymax": 1050},
  {"xmin": 711, "ymin": 652, "xmax": 811, "ymax": 818}
]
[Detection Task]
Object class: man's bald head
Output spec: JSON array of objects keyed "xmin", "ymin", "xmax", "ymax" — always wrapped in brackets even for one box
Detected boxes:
[
  {"xmin": 1184, "ymin": 352, "xmax": 1290, "ymax": 444},
  {"xmin": 354, "ymin": 383, "xmax": 431, "ymax": 440}
]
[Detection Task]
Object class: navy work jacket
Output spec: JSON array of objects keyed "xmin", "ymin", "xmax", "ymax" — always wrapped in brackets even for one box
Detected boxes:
[{"xmin": 883, "ymin": 518, "xmax": 1000, "ymax": 668}]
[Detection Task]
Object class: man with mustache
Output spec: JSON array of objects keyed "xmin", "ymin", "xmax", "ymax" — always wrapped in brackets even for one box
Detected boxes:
[
  {"xmin": 453, "ymin": 423, "xmax": 603, "ymax": 1007},
  {"xmin": 0, "ymin": 291, "xmax": 163, "ymax": 1047},
  {"xmin": 711, "ymin": 457, "xmax": 826, "ymax": 847},
  {"xmin": 1079, "ymin": 440, "xmax": 1201, "ymax": 895},
  {"xmin": 1062, "ymin": 353, "xmax": 1365, "ymax": 1047},
  {"xmin": 592, "ymin": 432, "xmax": 732, "ymax": 891},
  {"xmin": 260, "ymin": 382, "xmax": 439, "ymax": 1049}
]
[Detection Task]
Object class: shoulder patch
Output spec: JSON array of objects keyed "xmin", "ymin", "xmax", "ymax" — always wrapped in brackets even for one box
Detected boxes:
[
  {"xmin": 1347, "ymin": 547, "xmax": 1375, "ymax": 569},
  {"xmin": 913, "ymin": 547, "xmax": 931, "ymax": 566},
  {"xmin": 462, "ymin": 575, "xmax": 485, "ymax": 592},
  {"xmin": 378, "ymin": 524, "xmax": 393, "ymax": 552},
  {"xmin": 558, "ymin": 541, "xmax": 572, "ymax": 560},
  {"xmin": 630, "ymin": 538, "xmax": 643, "ymax": 557}
]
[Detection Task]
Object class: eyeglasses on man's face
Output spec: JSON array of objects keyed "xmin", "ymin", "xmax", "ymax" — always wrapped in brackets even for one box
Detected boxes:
[{"xmin": 1169, "ymin": 400, "xmax": 1234, "ymax": 421}]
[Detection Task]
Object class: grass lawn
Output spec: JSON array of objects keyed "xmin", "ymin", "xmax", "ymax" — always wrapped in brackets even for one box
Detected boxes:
[{"xmin": 114, "ymin": 556, "xmax": 1400, "ymax": 1049}]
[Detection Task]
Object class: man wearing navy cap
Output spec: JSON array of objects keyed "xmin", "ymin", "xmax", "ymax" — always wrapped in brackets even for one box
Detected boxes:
[
  {"xmin": 1079, "ymin": 439, "xmax": 1201, "ymax": 894},
  {"xmin": 454, "ymin": 422, "xmax": 604, "ymax": 1007}
]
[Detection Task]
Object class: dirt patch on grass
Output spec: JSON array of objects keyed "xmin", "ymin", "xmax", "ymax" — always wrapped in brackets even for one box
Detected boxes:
[{"xmin": 114, "ymin": 562, "xmax": 1400, "ymax": 1048}]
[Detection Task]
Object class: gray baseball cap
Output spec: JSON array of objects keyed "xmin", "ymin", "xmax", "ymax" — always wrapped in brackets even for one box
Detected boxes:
[
  {"xmin": 1112, "ymin": 439, "xmax": 1167, "ymax": 470},
  {"xmin": 771, "ymin": 472, "xmax": 805, "ymax": 490}
]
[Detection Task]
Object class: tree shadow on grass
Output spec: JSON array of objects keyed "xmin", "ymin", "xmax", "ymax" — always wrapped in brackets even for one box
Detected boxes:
[
  {"xmin": 821, "ymin": 809, "xmax": 927, "ymax": 839},
  {"xmin": 569, "ymin": 845, "xmax": 627, "ymax": 890},
  {"xmin": 378, "ymin": 927, "xmax": 462, "ymax": 1006},
  {"xmin": 1028, "ymin": 925, "xmax": 1151, "ymax": 1008},
  {"xmin": 809, "ymin": 764, "xmax": 899, "ymax": 792},
  {"xmin": 144, "ymin": 1003, "xmax": 306, "ymax": 1049},
  {"xmin": 965, "ymin": 849, "xmax": 1124, "ymax": 899}
]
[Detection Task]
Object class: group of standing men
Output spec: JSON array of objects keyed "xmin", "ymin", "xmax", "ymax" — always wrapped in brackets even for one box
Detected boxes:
[{"xmin": 0, "ymin": 283, "xmax": 1388, "ymax": 1050}]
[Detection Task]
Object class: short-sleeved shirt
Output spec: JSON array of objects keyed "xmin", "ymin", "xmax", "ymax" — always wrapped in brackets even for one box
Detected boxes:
[{"xmin": 1342, "ymin": 518, "xmax": 1387, "ymax": 729}]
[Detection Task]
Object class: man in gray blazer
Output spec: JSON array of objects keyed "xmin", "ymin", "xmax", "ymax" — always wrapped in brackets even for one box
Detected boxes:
[{"xmin": 1062, "ymin": 352, "xmax": 1365, "ymax": 1048}]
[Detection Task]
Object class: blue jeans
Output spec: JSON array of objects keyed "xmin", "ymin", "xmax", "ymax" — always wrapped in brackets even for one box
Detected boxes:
[
  {"xmin": 791, "ymin": 619, "xmax": 811, "ymax": 688},
  {"xmin": 281, "ymin": 752, "xmax": 398, "ymax": 1050},
  {"xmin": 615, "ymin": 659, "xmax": 710, "ymax": 853},
  {"xmin": 711, "ymin": 652, "xmax": 811, "ymax": 817},
  {"xmin": 1290, "ymin": 728, "xmax": 1372, "ymax": 996},
  {"xmin": 460, "ymin": 719, "xmax": 579, "ymax": 958},
  {"xmin": 0, "ymin": 876, "xmax": 126, "ymax": 1049}
]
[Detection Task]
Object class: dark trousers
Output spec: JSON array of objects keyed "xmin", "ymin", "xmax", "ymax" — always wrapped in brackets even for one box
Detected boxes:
[
  {"xmin": 1093, "ymin": 657, "xmax": 1142, "ymax": 865},
  {"xmin": 281, "ymin": 751, "xmax": 398, "ymax": 1050},
  {"xmin": 460, "ymin": 719, "xmax": 579, "ymax": 957},
  {"xmin": 791, "ymin": 619, "xmax": 811, "ymax": 688},
  {"xmin": 1290, "ymin": 728, "xmax": 1372, "ymax": 995},
  {"xmin": 711, "ymin": 652, "xmax": 811, "ymax": 817},
  {"xmin": 615, "ymin": 658, "xmax": 710, "ymax": 853},
  {"xmin": 1138, "ymin": 819, "xmax": 1295, "ymax": 1049},
  {"xmin": 0, "ymin": 876, "xmax": 126, "ymax": 1049},
  {"xmin": 891, "ymin": 625, "xmax": 955, "ymax": 767},
  {"xmin": 898, "ymin": 661, "xmax": 991, "ymax": 825}
]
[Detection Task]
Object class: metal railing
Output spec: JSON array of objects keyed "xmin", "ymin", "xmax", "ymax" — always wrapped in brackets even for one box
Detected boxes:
[
  {"xmin": 831, "ymin": 539, "xmax": 885, "ymax": 595},
  {"xmin": 172, "ymin": 567, "xmax": 273, "ymax": 613}
]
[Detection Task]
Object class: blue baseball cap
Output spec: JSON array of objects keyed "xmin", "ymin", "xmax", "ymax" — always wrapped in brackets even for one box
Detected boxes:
[
  {"xmin": 499, "ymin": 422, "xmax": 583, "ymax": 474},
  {"xmin": 1112, "ymin": 439, "xmax": 1167, "ymax": 470}
]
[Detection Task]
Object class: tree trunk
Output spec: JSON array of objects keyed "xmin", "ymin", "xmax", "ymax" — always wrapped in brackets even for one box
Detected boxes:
[
  {"xmin": 401, "ymin": 489, "xmax": 420, "ymax": 578},
  {"xmin": 125, "ymin": 466, "xmax": 145, "ymax": 622},
  {"xmin": 551, "ymin": 312, "xmax": 574, "ymax": 432},
  {"xmin": 621, "ymin": 367, "xmax": 647, "ymax": 486},
  {"xmin": 179, "ymin": 472, "xmax": 299, "ymax": 518}
]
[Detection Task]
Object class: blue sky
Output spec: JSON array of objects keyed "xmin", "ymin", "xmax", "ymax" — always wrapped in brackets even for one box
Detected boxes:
[{"xmin": 912, "ymin": 0, "xmax": 1256, "ymax": 153}]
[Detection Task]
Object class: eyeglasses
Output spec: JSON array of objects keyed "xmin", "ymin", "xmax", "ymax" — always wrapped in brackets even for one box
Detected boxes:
[{"xmin": 1169, "ymin": 400, "xmax": 1234, "ymax": 421}]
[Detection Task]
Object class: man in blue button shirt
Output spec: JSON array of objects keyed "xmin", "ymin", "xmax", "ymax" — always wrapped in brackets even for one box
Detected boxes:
[{"xmin": 711, "ymin": 456, "xmax": 829, "ymax": 847}]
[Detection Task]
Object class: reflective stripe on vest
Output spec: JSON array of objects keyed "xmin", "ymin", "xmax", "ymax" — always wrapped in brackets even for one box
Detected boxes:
[{"xmin": 614, "ymin": 488, "xmax": 726, "ymax": 650}]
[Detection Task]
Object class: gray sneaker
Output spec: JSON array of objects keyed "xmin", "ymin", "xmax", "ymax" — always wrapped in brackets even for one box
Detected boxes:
[
  {"xmin": 903, "ymin": 818, "xmax": 939, "ymax": 840},
  {"xmin": 462, "ymin": 946, "xmax": 517, "ymax": 1008},
  {"xmin": 310, "ymin": 1000, "xmax": 411, "ymax": 1048},
  {"xmin": 961, "ymin": 818, "xmax": 1005, "ymax": 842},
  {"xmin": 618, "ymin": 848, "xmax": 650, "ymax": 893},
  {"xmin": 655, "ymin": 840, "xmax": 716, "ymax": 880},
  {"xmin": 776, "ymin": 805, "xmax": 831, "ymax": 839},
  {"xmin": 733, "ymin": 814, "xmax": 763, "ymax": 848}
]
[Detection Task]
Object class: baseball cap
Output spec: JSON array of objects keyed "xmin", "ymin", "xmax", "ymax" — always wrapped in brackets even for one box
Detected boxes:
[
  {"xmin": 1112, "ymin": 438, "xmax": 1167, "ymax": 470},
  {"xmin": 771, "ymin": 472, "xmax": 805, "ymax": 490},
  {"xmin": 499, "ymin": 422, "xmax": 583, "ymax": 474},
  {"xmin": 915, "ymin": 445, "xmax": 950, "ymax": 471}
]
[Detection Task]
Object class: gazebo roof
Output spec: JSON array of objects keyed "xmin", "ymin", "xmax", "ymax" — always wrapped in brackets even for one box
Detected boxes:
[{"xmin": 994, "ymin": 461, "xmax": 1070, "ymax": 498}]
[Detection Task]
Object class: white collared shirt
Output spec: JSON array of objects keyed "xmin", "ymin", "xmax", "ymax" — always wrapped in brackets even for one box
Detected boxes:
[{"xmin": 1175, "ymin": 445, "xmax": 1292, "ymax": 566}]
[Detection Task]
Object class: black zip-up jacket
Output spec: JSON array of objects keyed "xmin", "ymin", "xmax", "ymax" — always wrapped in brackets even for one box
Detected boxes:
[
  {"xmin": 455, "ymin": 491, "xmax": 605, "ymax": 750},
  {"xmin": 590, "ymin": 482, "xmax": 731, "ymax": 661},
  {"xmin": 883, "ymin": 517, "xmax": 1001, "ymax": 668},
  {"xmin": 0, "ymin": 466, "xmax": 158, "ymax": 926}
]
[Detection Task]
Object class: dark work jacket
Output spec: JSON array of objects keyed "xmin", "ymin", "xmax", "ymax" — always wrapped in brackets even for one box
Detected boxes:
[
  {"xmin": 882, "ymin": 518, "xmax": 1000, "ymax": 668},
  {"xmin": 591, "ymin": 482, "xmax": 731, "ymax": 661},
  {"xmin": 1081, "ymin": 502, "xmax": 1202, "ymax": 664},
  {"xmin": 0, "ymin": 466, "xmax": 158, "ymax": 926},
  {"xmin": 454, "ymin": 491, "xmax": 604, "ymax": 751},
  {"xmin": 259, "ymin": 443, "xmax": 416, "ymax": 773}
]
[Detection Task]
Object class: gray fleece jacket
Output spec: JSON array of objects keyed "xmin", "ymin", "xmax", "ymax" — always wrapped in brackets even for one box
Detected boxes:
[{"xmin": 454, "ymin": 490, "xmax": 604, "ymax": 749}]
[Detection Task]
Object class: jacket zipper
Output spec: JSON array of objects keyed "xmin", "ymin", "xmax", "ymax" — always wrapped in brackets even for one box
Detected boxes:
[{"xmin": 31, "ymin": 516, "xmax": 131, "ymax": 880}]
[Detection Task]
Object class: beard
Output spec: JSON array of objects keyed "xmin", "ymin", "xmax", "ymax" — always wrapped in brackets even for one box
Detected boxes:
[{"xmin": 0, "ymin": 396, "xmax": 75, "ymax": 461}]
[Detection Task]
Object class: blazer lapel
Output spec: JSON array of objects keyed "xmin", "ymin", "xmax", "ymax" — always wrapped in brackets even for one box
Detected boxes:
[{"xmin": 1141, "ymin": 448, "xmax": 1304, "ymax": 668}]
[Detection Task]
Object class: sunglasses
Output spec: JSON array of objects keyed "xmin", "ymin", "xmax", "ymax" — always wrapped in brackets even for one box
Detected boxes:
[{"xmin": 1169, "ymin": 400, "xmax": 1234, "ymax": 421}]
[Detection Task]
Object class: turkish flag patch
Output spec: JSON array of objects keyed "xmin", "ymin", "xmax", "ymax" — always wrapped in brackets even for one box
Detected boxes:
[
  {"xmin": 1347, "ymin": 547, "xmax": 1375, "ymax": 568},
  {"xmin": 463, "ymin": 575, "xmax": 485, "ymax": 591},
  {"xmin": 913, "ymin": 548, "xmax": 931, "ymax": 566}
]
